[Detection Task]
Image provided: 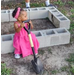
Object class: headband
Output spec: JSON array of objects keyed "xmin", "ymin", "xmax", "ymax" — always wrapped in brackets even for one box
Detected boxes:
[{"xmin": 14, "ymin": 7, "xmax": 21, "ymax": 19}]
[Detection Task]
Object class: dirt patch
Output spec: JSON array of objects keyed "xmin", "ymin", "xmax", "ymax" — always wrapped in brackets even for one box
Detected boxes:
[
  {"xmin": 1, "ymin": 19, "xmax": 56, "ymax": 35},
  {"xmin": 1, "ymin": 43, "xmax": 74, "ymax": 75}
]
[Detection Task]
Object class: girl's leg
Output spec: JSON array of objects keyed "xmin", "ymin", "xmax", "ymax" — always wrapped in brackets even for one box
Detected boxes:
[
  {"xmin": 45, "ymin": 0, "xmax": 57, "ymax": 8},
  {"xmin": 25, "ymin": 0, "xmax": 30, "ymax": 8},
  {"xmin": 45, "ymin": 0, "xmax": 50, "ymax": 6},
  {"xmin": 14, "ymin": 49, "xmax": 21, "ymax": 59}
]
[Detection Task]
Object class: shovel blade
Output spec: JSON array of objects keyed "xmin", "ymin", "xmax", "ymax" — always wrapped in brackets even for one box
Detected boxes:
[{"xmin": 31, "ymin": 58, "xmax": 43, "ymax": 74}]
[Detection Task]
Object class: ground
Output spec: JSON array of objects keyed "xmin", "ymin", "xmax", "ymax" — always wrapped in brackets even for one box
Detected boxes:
[
  {"xmin": 1, "ymin": 0, "xmax": 74, "ymax": 75},
  {"xmin": 1, "ymin": 43, "xmax": 74, "ymax": 75},
  {"xmin": 1, "ymin": 19, "xmax": 56, "ymax": 35}
]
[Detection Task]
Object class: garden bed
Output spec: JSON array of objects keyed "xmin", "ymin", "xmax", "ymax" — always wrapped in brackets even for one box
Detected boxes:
[{"xmin": 1, "ymin": 19, "xmax": 56, "ymax": 35}]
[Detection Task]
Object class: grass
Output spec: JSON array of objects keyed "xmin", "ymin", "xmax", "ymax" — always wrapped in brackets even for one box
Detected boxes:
[
  {"xmin": 51, "ymin": 70, "xmax": 58, "ymax": 74},
  {"xmin": 65, "ymin": 53, "xmax": 74, "ymax": 74},
  {"xmin": 69, "ymin": 20, "xmax": 74, "ymax": 35},
  {"xmin": 58, "ymin": 7, "xmax": 67, "ymax": 16},
  {"xmin": 67, "ymin": 1, "xmax": 74, "ymax": 7},
  {"xmin": 30, "ymin": 3, "xmax": 45, "ymax": 7},
  {"xmin": 1, "ymin": 63, "xmax": 12, "ymax": 75},
  {"xmin": 54, "ymin": 0, "xmax": 65, "ymax": 7},
  {"xmin": 66, "ymin": 8, "xmax": 74, "ymax": 35},
  {"xmin": 66, "ymin": 53, "xmax": 74, "ymax": 63},
  {"xmin": 60, "ymin": 66, "xmax": 69, "ymax": 71},
  {"xmin": 21, "ymin": 1, "xmax": 45, "ymax": 7},
  {"xmin": 47, "ymin": 48, "xmax": 52, "ymax": 54},
  {"xmin": 71, "ymin": 8, "xmax": 74, "ymax": 14},
  {"xmin": 50, "ymin": 53, "xmax": 74, "ymax": 75}
]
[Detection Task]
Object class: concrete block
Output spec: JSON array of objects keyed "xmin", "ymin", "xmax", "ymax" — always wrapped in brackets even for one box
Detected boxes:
[
  {"xmin": 48, "ymin": 7, "xmax": 70, "ymax": 29},
  {"xmin": 1, "ymin": 0, "xmax": 10, "ymax": 2},
  {"xmin": 59, "ymin": 17, "xmax": 70, "ymax": 29},
  {"xmin": 1, "ymin": 7, "xmax": 70, "ymax": 29},
  {"xmin": 38, "ymin": 28, "xmax": 70, "ymax": 47},
  {"xmin": 32, "ymin": 31, "xmax": 45, "ymax": 48},
  {"xmin": 53, "ymin": 9, "xmax": 70, "ymax": 29},
  {"xmin": 1, "ymin": 10, "xmax": 10, "ymax": 22},
  {"xmin": 55, "ymin": 28, "xmax": 70, "ymax": 44},
  {"xmin": 37, "ymin": 7, "xmax": 48, "ymax": 18},
  {"xmin": 8, "ymin": 9, "xmax": 16, "ymax": 21},
  {"xmin": 45, "ymin": 28, "xmax": 70, "ymax": 46},
  {"xmin": 48, "ymin": 11, "xmax": 59, "ymax": 27},
  {"xmin": 1, "ymin": 28, "xmax": 70, "ymax": 54},
  {"xmin": 29, "ymin": 7, "xmax": 48, "ymax": 19},
  {"xmin": 41, "ymin": 29, "xmax": 59, "ymax": 46},
  {"xmin": 1, "ymin": 35, "xmax": 14, "ymax": 54}
]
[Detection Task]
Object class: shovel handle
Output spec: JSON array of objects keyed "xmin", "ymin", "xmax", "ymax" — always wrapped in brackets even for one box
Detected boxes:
[
  {"xmin": 23, "ymin": 20, "xmax": 31, "ymax": 34},
  {"xmin": 23, "ymin": 20, "xmax": 37, "ymax": 60}
]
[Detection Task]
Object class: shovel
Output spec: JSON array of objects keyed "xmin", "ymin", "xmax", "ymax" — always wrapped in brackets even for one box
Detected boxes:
[{"xmin": 23, "ymin": 20, "xmax": 44, "ymax": 74}]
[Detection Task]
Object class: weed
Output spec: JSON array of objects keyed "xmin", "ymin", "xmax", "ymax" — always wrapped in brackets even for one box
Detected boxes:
[
  {"xmin": 54, "ymin": 0, "xmax": 65, "ymax": 6},
  {"xmin": 60, "ymin": 66, "xmax": 68, "ymax": 71},
  {"xmin": 51, "ymin": 70, "xmax": 58, "ymax": 74},
  {"xmin": 70, "ymin": 64, "xmax": 74, "ymax": 74},
  {"xmin": 48, "ymin": 48, "xmax": 52, "ymax": 54},
  {"xmin": 66, "ymin": 53, "xmax": 74, "ymax": 63},
  {"xmin": 58, "ymin": 8, "xmax": 67, "ymax": 16},
  {"xmin": 65, "ymin": 53, "xmax": 74, "ymax": 74},
  {"xmin": 1, "ymin": 63, "xmax": 12, "ymax": 75},
  {"xmin": 30, "ymin": 3, "xmax": 45, "ymax": 7},
  {"xmin": 67, "ymin": 1, "xmax": 74, "ymax": 7},
  {"xmin": 71, "ymin": 9, "xmax": 74, "ymax": 14}
]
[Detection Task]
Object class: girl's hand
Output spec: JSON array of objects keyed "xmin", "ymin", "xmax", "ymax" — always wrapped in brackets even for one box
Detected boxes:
[
  {"xmin": 27, "ymin": 20, "xmax": 34, "ymax": 29},
  {"xmin": 29, "ymin": 20, "xmax": 32, "ymax": 24},
  {"xmin": 27, "ymin": 20, "xmax": 32, "ymax": 26},
  {"xmin": 20, "ymin": 23, "xmax": 25, "ymax": 28}
]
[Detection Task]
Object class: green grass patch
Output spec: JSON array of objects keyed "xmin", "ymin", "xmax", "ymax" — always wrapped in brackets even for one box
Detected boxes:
[
  {"xmin": 54, "ymin": 0, "xmax": 65, "ymax": 6},
  {"xmin": 21, "ymin": 2, "xmax": 45, "ymax": 8},
  {"xmin": 66, "ymin": 53, "xmax": 74, "ymax": 63},
  {"xmin": 58, "ymin": 8, "xmax": 67, "ymax": 16},
  {"xmin": 60, "ymin": 66, "xmax": 69, "ymax": 71},
  {"xmin": 30, "ymin": 3, "xmax": 45, "ymax": 7},
  {"xmin": 71, "ymin": 9, "xmax": 74, "ymax": 14},
  {"xmin": 60, "ymin": 53, "xmax": 74, "ymax": 75},
  {"xmin": 47, "ymin": 48, "xmax": 52, "ymax": 54},
  {"xmin": 51, "ymin": 70, "xmax": 58, "ymax": 74},
  {"xmin": 1, "ymin": 63, "xmax": 12, "ymax": 75},
  {"xmin": 67, "ymin": 1, "xmax": 74, "ymax": 7},
  {"xmin": 69, "ymin": 9, "xmax": 74, "ymax": 34},
  {"xmin": 69, "ymin": 21, "xmax": 74, "ymax": 35},
  {"xmin": 65, "ymin": 53, "xmax": 74, "ymax": 74},
  {"xmin": 70, "ymin": 64, "xmax": 74, "ymax": 74}
]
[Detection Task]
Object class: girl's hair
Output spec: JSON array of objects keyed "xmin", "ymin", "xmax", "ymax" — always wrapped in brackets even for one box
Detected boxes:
[{"xmin": 12, "ymin": 7, "xmax": 24, "ymax": 18}]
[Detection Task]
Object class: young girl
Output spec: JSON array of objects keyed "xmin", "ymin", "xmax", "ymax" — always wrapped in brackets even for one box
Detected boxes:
[{"xmin": 12, "ymin": 7, "xmax": 39, "ymax": 59}]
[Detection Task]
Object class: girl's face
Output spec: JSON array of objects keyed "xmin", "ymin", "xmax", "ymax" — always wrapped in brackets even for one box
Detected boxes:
[{"xmin": 19, "ymin": 11, "xmax": 28, "ymax": 21}]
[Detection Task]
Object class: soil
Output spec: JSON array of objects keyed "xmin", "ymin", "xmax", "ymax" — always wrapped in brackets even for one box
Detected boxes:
[
  {"xmin": 1, "ymin": 19, "xmax": 56, "ymax": 35},
  {"xmin": 1, "ymin": 43, "xmax": 74, "ymax": 75}
]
